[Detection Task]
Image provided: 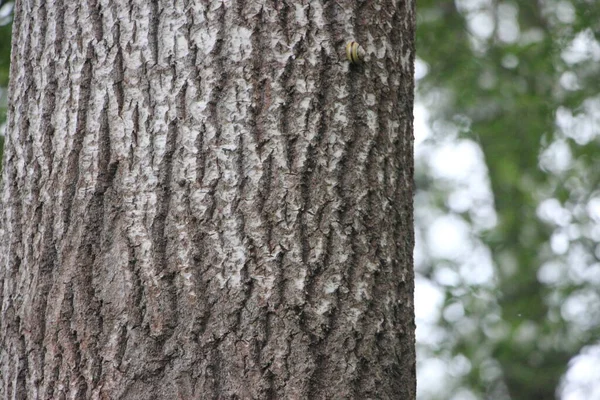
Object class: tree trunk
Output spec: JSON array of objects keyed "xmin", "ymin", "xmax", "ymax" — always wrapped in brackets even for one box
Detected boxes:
[{"xmin": 0, "ymin": 0, "xmax": 415, "ymax": 398}]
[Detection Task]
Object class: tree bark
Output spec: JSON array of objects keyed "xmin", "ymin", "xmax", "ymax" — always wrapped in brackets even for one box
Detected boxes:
[{"xmin": 0, "ymin": 0, "xmax": 415, "ymax": 398}]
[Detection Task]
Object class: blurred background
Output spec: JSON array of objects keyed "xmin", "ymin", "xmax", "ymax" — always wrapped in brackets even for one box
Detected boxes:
[
  {"xmin": 0, "ymin": 1, "xmax": 10, "ymax": 159},
  {"xmin": 415, "ymin": 0, "xmax": 600, "ymax": 399},
  {"xmin": 0, "ymin": 1, "xmax": 598, "ymax": 399}
]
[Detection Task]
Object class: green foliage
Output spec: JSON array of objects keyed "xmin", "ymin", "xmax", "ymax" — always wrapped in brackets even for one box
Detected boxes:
[
  {"xmin": 0, "ymin": 2, "xmax": 11, "ymax": 171},
  {"xmin": 417, "ymin": 0, "xmax": 600, "ymax": 399},
  {"xmin": 0, "ymin": 22, "xmax": 10, "ymax": 86}
]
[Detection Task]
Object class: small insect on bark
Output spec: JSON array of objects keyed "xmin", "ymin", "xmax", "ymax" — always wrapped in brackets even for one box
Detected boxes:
[{"xmin": 346, "ymin": 41, "xmax": 365, "ymax": 64}]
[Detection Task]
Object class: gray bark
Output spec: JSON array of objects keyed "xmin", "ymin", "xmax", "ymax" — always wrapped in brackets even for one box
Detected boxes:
[{"xmin": 0, "ymin": 0, "xmax": 415, "ymax": 398}]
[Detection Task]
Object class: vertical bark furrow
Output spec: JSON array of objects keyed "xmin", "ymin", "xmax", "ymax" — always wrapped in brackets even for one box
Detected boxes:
[
  {"xmin": 28, "ymin": 212, "xmax": 57, "ymax": 391},
  {"xmin": 56, "ymin": 283, "xmax": 80, "ymax": 398},
  {"xmin": 66, "ymin": 96, "xmax": 114, "ymax": 396},
  {"xmin": 40, "ymin": 60, "xmax": 57, "ymax": 176},
  {"xmin": 258, "ymin": 153, "xmax": 273, "ymax": 246},
  {"xmin": 297, "ymin": 55, "xmax": 328, "ymax": 266},
  {"xmin": 62, "ymin": 45, "xmax": 93, "ymax": 233},
  {"xmin": 248, "ymin": 7, "xmax": 266, "ymax": 155},
  {"xmin": 194, "ymin": 122, "xmax": 206, "ymax": 183},
  {"xmin": 149, "ymin": 118, "xmax": 178, "ymax": 338},
  {"xmin": 43, "ymin": 349, "xmax": 60, "ymax": 399},
  {"xmin": 97, "ymin": 96, "xmax": 113, "ymax": 191},
  {"xmin": 88, "ymin": 0, "xmax": 104, "ymax": 42},
  {"xmin": 54, "ymin": 0, "xmax": 65, "ymax": 56},
  {"xmin": 148, "ymin": 0, "xmax": 160, "ymax": 64},
  {"xmin": 244, "ymin": 4, "xmax": 274, "ymax": 301},
  {"xmin": 114, "ymin": 36, "xmax": 125, "ymax": 115},
  {"xmin": 35, "ymin": 0, "xmax": 48, "ymax": 65},
  {"xmin": 16, "ymin": 331, "xmax": 27, "ymax": 400},
  {"xmin": 205, "ymin": 3, "xmax": 227, "ymax": 141}
]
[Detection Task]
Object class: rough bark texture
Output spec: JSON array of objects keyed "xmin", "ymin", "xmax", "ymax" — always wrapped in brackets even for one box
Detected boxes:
[{"xmin": 0, "ymin": 0, "xmax": 415, "ymax": 398}]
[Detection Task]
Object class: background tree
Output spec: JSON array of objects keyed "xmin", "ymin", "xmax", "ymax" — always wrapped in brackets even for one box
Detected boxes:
[
  {"xmin": 0, "ymin": 0, "xmax": 416, "ymax": 398},
  {"xmin": 416, "ymin": 1, "xmax": 600, "ymax": 399}
]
